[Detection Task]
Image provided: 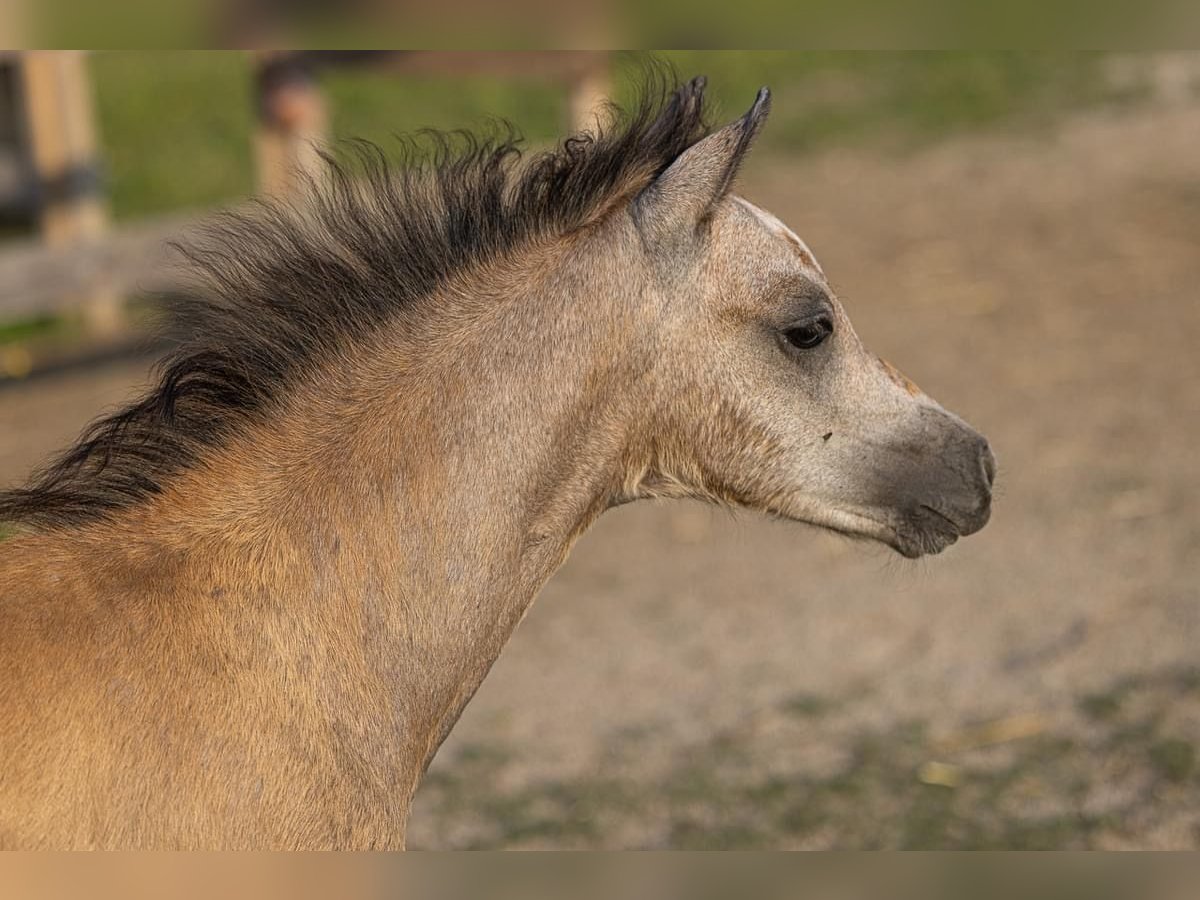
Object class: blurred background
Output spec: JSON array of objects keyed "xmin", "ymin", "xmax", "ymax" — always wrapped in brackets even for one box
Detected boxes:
[{"xmin": 1, "ymin": 51, "xmax": 1199, "ymax": 848}]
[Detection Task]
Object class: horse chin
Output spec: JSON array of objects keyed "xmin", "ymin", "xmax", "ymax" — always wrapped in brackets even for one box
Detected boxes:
[
  {"xmin": 886, "ymin": 509, "xmax": 966, "ymax": 558},
  {"xmin": 887, "ymin": 527, "xmax": 959, "ymax": 559}
]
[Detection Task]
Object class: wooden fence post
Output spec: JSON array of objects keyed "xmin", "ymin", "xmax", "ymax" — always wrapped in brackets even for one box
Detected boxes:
[
  {"xmin": 253, "ymin": 52, "xmax": 328, "ymax": 199},
  {"xmin": 567, "ymin": 53, "xmax": 612, "ymax": 133},
  {"xmin": 18, "ymin": 51, "xmax": 120, "ymax": 336}
]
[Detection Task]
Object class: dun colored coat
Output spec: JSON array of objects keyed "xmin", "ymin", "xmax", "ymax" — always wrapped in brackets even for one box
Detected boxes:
[{"xmin": 0, "ymin": 76, "xmax": 994, "ymax": 849}]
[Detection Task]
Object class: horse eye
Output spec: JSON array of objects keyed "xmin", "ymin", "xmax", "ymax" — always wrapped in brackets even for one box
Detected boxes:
[{"xmin": 783, "ymin": 317, "xmax": 833, "ymax": 351}]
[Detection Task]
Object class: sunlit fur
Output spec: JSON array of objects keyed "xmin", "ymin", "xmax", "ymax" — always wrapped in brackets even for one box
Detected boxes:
[{"xmin": 0, "ymin": 75, "xmax": 992, "ymax": 848}]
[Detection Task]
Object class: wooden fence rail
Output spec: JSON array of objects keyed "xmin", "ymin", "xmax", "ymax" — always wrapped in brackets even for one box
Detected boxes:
[{"xmin": 0, "ymin": 214, "xmax": 194, "ymax": 319}]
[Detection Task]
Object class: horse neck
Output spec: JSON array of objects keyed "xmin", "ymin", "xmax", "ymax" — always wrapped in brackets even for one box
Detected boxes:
[{"xmin": 120, "ymin": 229, "xmax": 648, "ymax": 787}]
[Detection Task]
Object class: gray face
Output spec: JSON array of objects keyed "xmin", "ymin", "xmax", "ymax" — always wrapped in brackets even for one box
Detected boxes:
[{"xmin": 644, "ymin": 192, "xmax": 994, "ymax": 558}]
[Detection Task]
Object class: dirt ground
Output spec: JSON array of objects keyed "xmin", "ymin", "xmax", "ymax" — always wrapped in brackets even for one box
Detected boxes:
[{"xmin": 2, "ymin": 102, "xmax": 1198, "ymax": 848}]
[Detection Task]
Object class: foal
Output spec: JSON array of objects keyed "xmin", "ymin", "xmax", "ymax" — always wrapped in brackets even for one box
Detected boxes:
[{"xmin": 0, "ymin": 77, "xmax": 993, "ymax": 849}]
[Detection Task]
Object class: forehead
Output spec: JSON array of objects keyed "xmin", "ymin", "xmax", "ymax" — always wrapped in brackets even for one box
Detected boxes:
[{"xmin": 728, "ymin": 196, "xmax": 826, "ymax": 281}]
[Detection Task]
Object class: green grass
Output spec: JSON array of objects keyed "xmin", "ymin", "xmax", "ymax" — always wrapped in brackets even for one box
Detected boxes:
[
  {"xmin": 0, "ymin": 313, "xmax": 62, "ymax": 345},
  {"xmin": 661, "ymin": 51, "xmax": 1139, "ymax": 153},
  {"xmin": 89, "ymin": 52, "xmax": 571, "ymax": 221},
  {"xmin": 87, "ymin": 51, "xmax": 1139, "ymax": 223},
  {"xmin": 91, "ymin": 52, "xmax": 257, "ymax": 220},
  {"xmin": 324, "ymin": 68, "xmax": 566, "ymax": 154}
]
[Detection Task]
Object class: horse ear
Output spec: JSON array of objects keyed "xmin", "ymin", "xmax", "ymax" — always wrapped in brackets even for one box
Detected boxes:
[{"xmin": 634, "ymin": 86, "xmax": 772, "ymax": 245}]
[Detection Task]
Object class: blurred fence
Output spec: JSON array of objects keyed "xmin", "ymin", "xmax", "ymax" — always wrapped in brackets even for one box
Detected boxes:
[{"xmin": 0, "ymin": 51, "xmax": 612, "ymax": 334}]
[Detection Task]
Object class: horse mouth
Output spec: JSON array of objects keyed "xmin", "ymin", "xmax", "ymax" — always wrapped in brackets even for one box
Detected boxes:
[{"xmin": 887, "ymin": 505, "xmax": 976, "ymax": 559}]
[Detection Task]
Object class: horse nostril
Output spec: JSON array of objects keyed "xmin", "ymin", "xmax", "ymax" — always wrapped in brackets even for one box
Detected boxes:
[{"xmin": 980, "ymin": 441, "xmax": 997, "ymax": 489}]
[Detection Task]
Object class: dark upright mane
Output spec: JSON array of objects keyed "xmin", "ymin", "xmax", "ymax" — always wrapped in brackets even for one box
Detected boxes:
[{"xmin": 0, "ymin": 73, "xmax": 712, "ymax": 530}]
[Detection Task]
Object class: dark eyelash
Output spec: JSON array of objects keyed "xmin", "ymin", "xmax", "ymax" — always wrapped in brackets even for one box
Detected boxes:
[{"xmin": 782, "ymin": 316, "xmax": 833, "ymax": 350}]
